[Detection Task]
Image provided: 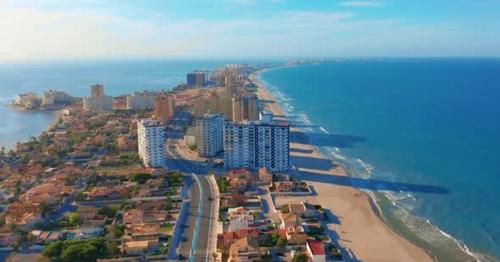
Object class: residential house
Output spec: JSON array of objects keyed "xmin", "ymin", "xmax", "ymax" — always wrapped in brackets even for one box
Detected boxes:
[
  {"xmin": 138, "ymin": 178, "xmax": 168, "ymax": 197},
  {"xmin": 280, "ymin": 212, "xmax": 307, "ymax": 245},
  {"xmin": 284, "ymin": 203, "xmax": 306, "ymax": 215},
  {"xmin": 5, "ymin": 202, "xmax": 42, "ymax": 227},
  {"xmin": 123, "ymin": 223, "xmax": 160, "ymax": 242},
  {"xmin": 123, "ymin": 209, "xmax": 170, "ymax": 225},
  {"xmin": 70, "ymin": 227, "xmax": 104, "ymax": 240},
  {"xmin": 121, "ymin": 239, "xmax": 159, "ymax": 256},
  {"xmin": 220, "ymin": 194, "xmax": 247, "ymax": 209},
  {"xmin": 0, "ymin": 232, "xmax": 17, "ymax": 247},
  {"xmin": 258, "ymin": 168, "xmax": 272, "ymax": 185},
  {"xmin": 227, "ymin": 236, "xmax": 260, "ymax": 262},
  {"xmin": 273, "ymin": 181, "xmax": 294, "ymax": 193},
  {"xmin": 306, "ymin": 240, "xmax": 326, "ymax": 262},
  {"xmin": 228, "ymin": 207, "xmax": 255, "ymax": 232},
  {"xmin": 87, "ymin": 185, "xmax": 128, "ymax": 200},
  {"xmin": 76, "ymin": 206, "xmax": 107, "ymax": 227},
  {"xmin": 217, "ymin": 228, "xmax": 259, "ymax": 249}
]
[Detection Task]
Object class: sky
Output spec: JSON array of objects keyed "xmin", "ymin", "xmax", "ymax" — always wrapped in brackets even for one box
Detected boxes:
[{"xmin": 1, "ymin": 0, "xmax": 500, "ymax": 61}]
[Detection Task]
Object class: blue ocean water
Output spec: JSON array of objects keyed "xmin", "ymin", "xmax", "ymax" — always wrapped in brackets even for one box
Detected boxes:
[
  {"xmin": 0, "ymin": 59, "xmax": 273, "ymax": 149},
  {"xmin": 260, "ymin": 59, "xmax": 500, "ymax": 260}
]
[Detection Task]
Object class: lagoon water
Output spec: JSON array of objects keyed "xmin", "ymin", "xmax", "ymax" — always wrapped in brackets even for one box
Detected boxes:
[
  {"xmin": 0, "ymin": 59, "xmax": 268, "ymax": 149},
  {"xmin": 260, "ymin": 59, "xmax": 500, "ymax": 260}
]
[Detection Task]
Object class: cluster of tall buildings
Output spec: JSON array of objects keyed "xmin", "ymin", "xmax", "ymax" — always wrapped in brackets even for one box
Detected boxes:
[
  {"xmin": 193, "ymin": 111, "xmax": 289, "ymax": 172},
  {"xmin": 82, "ymin": 84, "xmax": 177, "ymax": 114},
  {"xmin": 193, "ymin": 95, "xmax": 259, "ymax": 122},
  {"xmin": 135, "ymin": 66, "xmax": 289, "ymax": 173}
]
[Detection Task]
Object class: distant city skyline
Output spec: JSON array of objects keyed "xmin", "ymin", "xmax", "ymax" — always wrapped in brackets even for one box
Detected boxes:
[{"xmin": 1, "ymin": 0, "xmax": 500, "ymax": 61}]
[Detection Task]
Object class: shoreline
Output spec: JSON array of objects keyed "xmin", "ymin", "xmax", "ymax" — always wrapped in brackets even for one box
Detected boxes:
[
  {"xmin": 250, "ymin": 69, "xmax": 436, "ymax": 261},
  {"xmin": 251, "ymin": 65, "xmax": 495, "ymax": 262},
  {"xmin": 0, "ymin": 102, "xmax": 62, "ymax": 150}
]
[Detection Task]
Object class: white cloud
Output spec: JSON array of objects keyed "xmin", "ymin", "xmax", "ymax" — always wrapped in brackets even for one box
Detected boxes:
[
  {"xmin": 340, "ymin": 1, "xmax": 381, "ymax": 7},
  {"xmin": 0, "ymin": 1, "xmax": 495, "ymax": 60}
]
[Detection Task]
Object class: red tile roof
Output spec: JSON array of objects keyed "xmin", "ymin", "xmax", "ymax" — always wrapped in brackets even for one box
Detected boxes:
[{"xmin": 308, "ymin": 240, "xmax": 325, "ymax": 255}]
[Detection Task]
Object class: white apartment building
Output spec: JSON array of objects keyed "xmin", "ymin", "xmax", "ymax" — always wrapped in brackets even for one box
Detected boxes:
[
  {"xmin": 195, "ymin": 114, "xmax": 224, "ymax": 157},
  {"xmin": 137, "ymin": 119, "xmax": 166, "ymax": 168},
  {"xmin": 224, "ymin": 121, "xmax": 289, "ymax": 172}
]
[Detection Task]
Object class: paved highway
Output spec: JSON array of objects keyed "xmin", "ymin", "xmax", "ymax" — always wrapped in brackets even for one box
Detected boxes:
[{"xmin": 165, "ymin": 140, "xmax": 217, "ymax": 262}]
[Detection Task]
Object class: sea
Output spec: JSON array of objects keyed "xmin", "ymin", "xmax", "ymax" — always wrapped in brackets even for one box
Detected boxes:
[
  {"xmin": 258, "ymin": 58, "xmax": 500, "ymax": 261},
  {"xmin": 0, "ymin": 58, "xmax": 499, "ymax": 261}
]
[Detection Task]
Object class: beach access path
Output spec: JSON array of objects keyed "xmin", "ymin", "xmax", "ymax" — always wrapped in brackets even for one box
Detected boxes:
[{"xmin": 251, "ymin": 72, "xmax": 433, "ymax": 262}]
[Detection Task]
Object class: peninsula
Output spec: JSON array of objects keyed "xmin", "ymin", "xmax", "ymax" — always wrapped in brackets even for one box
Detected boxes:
[{"xmin": 1, "ymin": 63, "xmax": 433, "ymax": 262}]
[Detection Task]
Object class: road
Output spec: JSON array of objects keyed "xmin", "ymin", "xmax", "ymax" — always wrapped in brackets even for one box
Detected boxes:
[{"xmin": 165, "ymin": 140, "xmax": 217, "ymax": 262}]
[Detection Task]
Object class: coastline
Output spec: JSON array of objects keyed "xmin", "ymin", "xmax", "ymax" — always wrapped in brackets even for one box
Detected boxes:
[
  {"xmin": 0, "ymin": 102, "xmax": 61, "ymax": 151},
  {"xmin": 250, "ymin": 69, "xmax": 436, "ymax": 261}
]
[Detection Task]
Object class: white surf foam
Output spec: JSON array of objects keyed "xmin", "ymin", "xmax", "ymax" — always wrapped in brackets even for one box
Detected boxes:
[{"xmin": 262, "ymin": 71, "xmax": 489, "ymax": 262}]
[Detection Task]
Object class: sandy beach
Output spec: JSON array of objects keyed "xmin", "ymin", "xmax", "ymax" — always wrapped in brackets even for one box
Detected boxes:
[{"xmin": 251, "ymin": 72, "xmax": 434, "ymax": 262}]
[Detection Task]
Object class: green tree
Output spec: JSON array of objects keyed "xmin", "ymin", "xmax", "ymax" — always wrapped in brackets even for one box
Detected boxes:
[
  {"xmin": 42, "ymin": 238, "xmax": 107, "ymax": 262},
  {"xmin": 111, "ymin": 224, "xmax": 126, "ymax": 238},
  {"xmin": 106, "ymin": 239, "xmax": 120, "ymax": 257},
  {"xmin": 98, "ymin": 206, "xmax": 117, "ymax": 218},
  {"xmin": 165, "ymin": 196, "xmax": 173, "ymax": 210},
  {"xmin": 276, "ymin": 237, "xmax": 287, "ymax": 247},
  {"xmin": 40, "ymin": 203, "xmax": 51, "ymax": 218},
  {"xmin": 42, "ymin": 241, "xmax": 64, "ymax": 258},
  {"xmin": 68, "ymin": 213, "xmax": 82, "ymax": 227},
  {"xmin": 292, "ymin": 253, "xmax": 309, "ymax": 262},
  {"xmin": 129, "ymin": 172, "xmax": 152, "ymax": 184},
  {"xmin": 60, "ymin": 243, "xmax": 98, "ymax": 262}
]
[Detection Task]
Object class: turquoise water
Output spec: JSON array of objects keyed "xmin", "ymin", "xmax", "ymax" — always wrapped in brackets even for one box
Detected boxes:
[
  {"xmin": 260, "ymin": 59, "xmax": 500, "ymax": 260},
  {"xmin": 0, "ymin": 59, "xmax": 273, "ymax": 149}
]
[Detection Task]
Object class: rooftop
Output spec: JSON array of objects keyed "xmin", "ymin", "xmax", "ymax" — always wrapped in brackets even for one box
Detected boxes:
[
  {"xmin": 138, "ymin": 119, "xmax": 163, "ymax": 127},
  {"xmin": 308, "ymin": 240, "xmax": 325, "ymax": 255}
]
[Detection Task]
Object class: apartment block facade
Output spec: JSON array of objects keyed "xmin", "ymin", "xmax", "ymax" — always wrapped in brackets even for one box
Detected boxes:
[
  {"xmin": 195, "ymin": 114, "xmax": 224, "ymax": 157},
  {"xmin": 155, "ymin": 94, "xmax": 176, "ymax": 124},
  {"xmin": 137, "ymin": 119, "xmax": 166, "ymax": 168},
  {"xmin": 224, "ymin": 122, "xmax": 289, "ymax": 172}
]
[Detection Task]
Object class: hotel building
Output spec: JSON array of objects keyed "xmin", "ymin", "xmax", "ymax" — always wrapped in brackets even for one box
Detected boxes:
[
  {"xmin": 137, "ymin": 119, "xmax": 166, "ymax": 168},
  {"xmin": 195, "ymin": 114, "xmax": 224, "ymax": 157},
  {"xmin": 155, "ymin": 94, "xmax": 176, "ymax": 124},
  {"xmin": 224, "ymin": 121, "xmax": 289, "ymax": 172},
  {"xmin": 193, "ymin": 95, "xmax": 259, "ymax": 122},
  {"xmin": 193, "ymin": 97, "xmax": 234, "ymax": 121},
  {"xmin": 187, "ymin": 72, "xmax": 207, "ymax": 87},
  {"xmin": 91, "ymin": 84, "xmax": 104, "ymax": 97},
  {"xmin": 83, "ymin": 84, "xmax": 113, "ymax": 111},
  {"xmin": 232, "ymin": 95, "xmax": 259, "ymax": 123},
  {"xmin": 126, "ymin": 91, "xmax": 155, "ymax": 110}
]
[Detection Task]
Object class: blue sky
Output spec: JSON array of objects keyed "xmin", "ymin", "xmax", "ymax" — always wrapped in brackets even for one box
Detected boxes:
[{"xmin": 1, "ymin": 0, "xmax": 499, "ymax": 61}]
